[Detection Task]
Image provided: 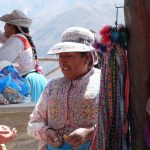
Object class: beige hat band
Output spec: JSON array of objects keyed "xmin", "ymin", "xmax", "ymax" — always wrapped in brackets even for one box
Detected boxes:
[
  {"xmin": 0, "ymin": 15, "xmax": 30, "ymax": 23},
  {"xmin": 7, "ymin": 19, "xmax": 32, "ymax": 28},
  {"xmin": 62, "ymin": 38, "xmax": 92, "ymax": 46}
]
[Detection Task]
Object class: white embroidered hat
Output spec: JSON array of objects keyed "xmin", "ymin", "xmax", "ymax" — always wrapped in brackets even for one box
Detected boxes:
[
  {"xmin": 0, "ymin": 10, "xmax": 32, "ymax": 28},
  {"xmin": 47, "ymin": 27, "xmax": 96, "ymax": 55}
]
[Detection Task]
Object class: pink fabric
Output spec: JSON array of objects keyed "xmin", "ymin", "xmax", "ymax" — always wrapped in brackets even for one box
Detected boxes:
[{"xmin": 27, "ymin": 68, "xmax": 100, "ymax": 150}]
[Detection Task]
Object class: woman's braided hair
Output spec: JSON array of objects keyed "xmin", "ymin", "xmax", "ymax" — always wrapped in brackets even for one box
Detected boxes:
[{"xmin": 15, "ymin": 26, "xmax": 43, "ymax": 74}]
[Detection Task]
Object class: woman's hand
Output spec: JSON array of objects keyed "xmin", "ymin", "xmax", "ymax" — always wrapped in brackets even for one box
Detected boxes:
[
  {"xmin": 46, "ymin": 128, "xmax": 63, "ymax": 148},
  {"xmin": 66, "ymin": 127, "xmax": 95, "ymax": 149},
  {"xmin": 0, "ymin": 125, "xmax": 17, "ymax": 144}
]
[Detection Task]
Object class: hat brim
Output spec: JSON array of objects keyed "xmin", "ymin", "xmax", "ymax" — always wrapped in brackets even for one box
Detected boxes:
[
  {"xmin": 47, "ymin": 42, "xmax": 95, "ymax": 55},
  {"xmin": 0, "ymin": 14, "xmax": 32, "ymax": 28},
  {"xmin": 0, "ymin": 14, "xmax": 10, "ymax": 22}
]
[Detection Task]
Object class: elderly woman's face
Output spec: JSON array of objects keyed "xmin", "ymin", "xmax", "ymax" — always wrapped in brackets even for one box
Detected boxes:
[
  {"xmin": 59, "ymin": 52, "xmax": 91, "ymax": 80},
  {"xmin": 4, "ymin": 23, "xmax": 16, "ymax": 38}
]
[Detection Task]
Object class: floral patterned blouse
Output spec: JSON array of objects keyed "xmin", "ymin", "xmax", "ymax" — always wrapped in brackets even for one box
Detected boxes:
[{"xmin": 27, "ymin": 68, "xmax": 100, "ymax": 150}]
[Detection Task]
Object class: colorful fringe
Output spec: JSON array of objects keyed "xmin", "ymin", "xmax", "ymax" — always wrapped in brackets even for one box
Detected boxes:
[{"xmin": 90, "ymin": 25, "xmax": 130, "ymax": 150}]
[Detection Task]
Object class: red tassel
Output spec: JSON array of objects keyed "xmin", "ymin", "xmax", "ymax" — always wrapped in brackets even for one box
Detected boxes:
[{"xmin": 100, "ymin": 25, "xmax": 111, "ymax": 35}]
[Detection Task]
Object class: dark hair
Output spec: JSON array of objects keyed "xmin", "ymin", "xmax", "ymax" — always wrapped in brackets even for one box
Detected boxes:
[
  {"xmin": 14, "ymin": 26, "xmax": 43, "ymax": 73},
  {"xmin": 80, "ymin": 52, "xmax": 88, "ymax": 57},
  {"xmin": 94, "ymin": 52, "xmax": 102, "ymax": 69},
  {"xmin": 15, "ymin": 26, "xmax": 38, "ymax": 61},
  {"xmin": 80, "ymin": 52, "xmax": 93, "ymax": 67},
  {"xmin": 80, "ymin": 51, "xmax": 102, "ymax": 69}
]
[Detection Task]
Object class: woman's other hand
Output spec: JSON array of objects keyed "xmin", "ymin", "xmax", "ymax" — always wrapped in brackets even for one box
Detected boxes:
[
  {"xmin": 66, "ymin": 127, "xmax": 94, "ymax": 149},
  {"xmin": 46, "ymin": 128, "xmax": 63, "ymax": 148}
]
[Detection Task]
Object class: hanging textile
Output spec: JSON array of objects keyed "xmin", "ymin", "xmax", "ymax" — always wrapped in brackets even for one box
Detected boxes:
[{"xmin": 90, "ymin": 25, "xmax": 130, "ymax": 150}]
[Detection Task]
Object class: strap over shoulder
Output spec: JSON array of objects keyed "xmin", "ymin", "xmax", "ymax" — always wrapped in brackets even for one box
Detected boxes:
[{"xmin": 15, "ymin": 34, "xmax": 30, "ymax": 50}]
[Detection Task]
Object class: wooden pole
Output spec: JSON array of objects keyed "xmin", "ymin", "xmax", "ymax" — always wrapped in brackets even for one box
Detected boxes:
[{"xmin": 124, "ymin": 0, "xmax": 150, "ymax": 149}]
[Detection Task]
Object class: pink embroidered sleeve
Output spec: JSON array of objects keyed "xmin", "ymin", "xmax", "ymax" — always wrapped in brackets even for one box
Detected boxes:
[{"xmin": 27, "ymin": 84, "xmax": 50, "ymax": 141}]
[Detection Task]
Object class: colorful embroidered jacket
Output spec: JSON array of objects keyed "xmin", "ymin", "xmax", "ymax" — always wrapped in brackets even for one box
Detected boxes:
[{"xmin": 27, "ymin": 68, "xmax": 100, "ymax": 150}]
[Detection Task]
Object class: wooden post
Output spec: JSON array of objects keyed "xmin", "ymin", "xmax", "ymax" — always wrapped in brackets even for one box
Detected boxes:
[{"xmin": 124, "ymin": 0, "xmax": 150, "ymax": 149}]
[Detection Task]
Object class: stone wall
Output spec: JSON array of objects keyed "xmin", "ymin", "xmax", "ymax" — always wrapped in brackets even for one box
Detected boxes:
[{"xmin": 0, "ymin": 103, "xmax": 38, "ymax": 150}]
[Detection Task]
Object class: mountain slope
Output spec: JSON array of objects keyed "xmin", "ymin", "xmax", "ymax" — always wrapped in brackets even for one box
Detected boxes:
[{"xmin": 34, "ymin": 5, "xmax": 112, "ymax": 56}]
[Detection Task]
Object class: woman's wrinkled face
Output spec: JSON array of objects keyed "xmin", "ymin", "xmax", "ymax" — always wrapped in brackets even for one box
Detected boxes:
[
  {"xmin": 58, "ymin": 52, "xmax": 91, "ymax": 80},
  {"xmin": 4, "ymin": 23, "xmax": 16, "ymax": 38}
]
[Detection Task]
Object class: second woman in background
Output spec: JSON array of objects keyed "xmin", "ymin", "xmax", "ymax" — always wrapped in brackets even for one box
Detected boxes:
[{"xmin": 0, "ymin": 10, "xmax": 47, "ymax": 102}]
